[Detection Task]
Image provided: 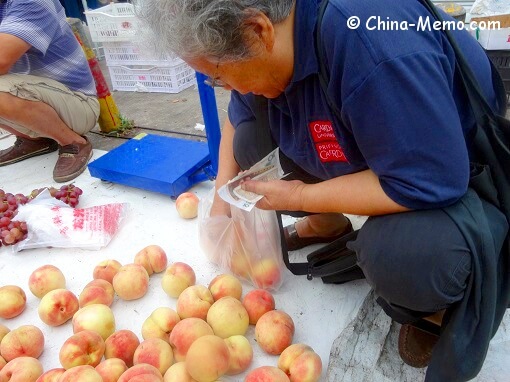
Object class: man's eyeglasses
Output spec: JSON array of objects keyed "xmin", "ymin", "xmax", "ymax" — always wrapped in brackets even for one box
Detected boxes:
[{"xmin": 204, "ymin": 60, "xmax": 226, "ymax": 88}]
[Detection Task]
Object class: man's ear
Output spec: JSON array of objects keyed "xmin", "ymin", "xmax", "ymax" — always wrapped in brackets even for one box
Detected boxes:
[{"xmin": 242, "ymin": 9, "xmax": 275, "ymax": 54}]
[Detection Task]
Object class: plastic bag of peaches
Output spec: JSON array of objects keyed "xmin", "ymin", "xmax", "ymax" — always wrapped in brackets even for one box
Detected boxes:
[{"xmin": 198, "ymin": 187, "xmax": 285, "ymax": 291}]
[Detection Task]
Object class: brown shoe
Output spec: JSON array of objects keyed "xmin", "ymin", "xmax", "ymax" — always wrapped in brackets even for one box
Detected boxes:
[
  {"xmin": 398, "ymin": 323, "xmax": 440, "ymax": 368},
  {"xmin": 0, "ymin": 137, "xmax": 58, "ymax": 166},
  {"xmin": 53, "ymin": 137, "xmax": 93, "ymax": 183},
  {"xmin": 283, "ymin": 217, "xmax": 354, "ymax": 251}
]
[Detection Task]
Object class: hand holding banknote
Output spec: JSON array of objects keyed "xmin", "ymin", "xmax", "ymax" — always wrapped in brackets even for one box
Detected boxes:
[{"xmin": 218, "ymin": 148, "xmax": 286, "ymax": 211}]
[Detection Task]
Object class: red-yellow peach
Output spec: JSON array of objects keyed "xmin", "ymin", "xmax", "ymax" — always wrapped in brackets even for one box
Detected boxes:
[
  {"xmin": 34, "ymin": 368, "xmax": 65, "ymax": 382},
  {"xmin": 255, "ymin": 310, "xmax": 295, "ymax": 355},
  {"xmin": 93, "ymin": 259, "xmax": 122, "ymax": 284},
  {"xmin": 104, "ymin": 329, "xmax": 140, "ymax": 367},
  {"xmin": 224, "ymin": 335, "xmax": 253, "ymax": 375},
  {"xmin": 245, "ymin": 366, "xmax": 290, "ymax": 382},
  {"xmin": 175, "ymin": 192, "xmax": 199, "ymax": 219},
  {"xmin": 229, "ymin": 251, "xmax": 251, "ymax": 279},
  {"xmin": 0, "ymin": 285, "xmax": 26, "ymax": 319},
  {"xmin": 0, "ymin": 325, "xmax": 9, "ymax": 344},
  {"xmin": 133, "ymin": 338, "xmax": 173, "ymax": 375},
  {"xmin": 278, "ymin": 344, "xmax": 322, "ymax": 382},
  {"xmin": 59, "ymin": 330, "xmax": 105, "ymax": 369},
  {"xmin": 59, "ymin": 365, "xmax": 103, "ymax": 382},
  {"xmin": 0, "ymin": 325, "xmax": 44, "ymax": 361},
  {"xmin": 28, "ymin": 265, "xmax": 66, "ymax": 298},
  {"xmin": 134, "ymin": 245, "xmax": 168, "ymax": 275},
  {"xmin": 141, "ymin": 307, "xmax": 180, "ymax": 342},
  {"xmin": 38, "ymin": 288, "xmax": 79, "ymax": 326},
  {"xmin": 251, "ymin": 258, "xmax": 282, "ymax": 290},
  {"xmin": 117, "ymin": 364, "xmax": 163, "ymax": 382},
  {"xmin": 206, "ymin": 297, "xmax": 249, "ymax": 338},
  {"xmin": 163, "ymin": 362, "xmax": 197, "ymax": 382},
  {"xmin": 73, "ymin": 303, "xmax": 116, "ymax": 340},
  {"xmin": 113, "ymin": 263, "xmax": 149, "ymax": 300},
  {"xmin": 95, "ymin": 358, "xmax": 128, "ymax": 382},
  {"xmin": 208, "ymin": 274, "xmax": 242, "ymax": 301},
  {"xmin": 176, "ymin": 285, "xmax": 214, "ymax": 320},
  {"xmin": 79, "ymin": 279, "xmax": 114, "ymax": 307},
  {"xmin": 185, "ymin": 335, "xmax": 230, "ymax": 382},
  {"xmin": 168, "ymin": 318, "xmax": 213, "ymax": 362},
  {"xmin": 161, "ymin": 262, "xmax": 196, "ymax": 298},
  {"xmin": 0, "ymin": 357, "xmax": 43, "ymax": 382},
  {"xmin": 0, "ymin": 356, "xmax": 5, "ymax": 372},
  {"xmin": 242, "ymin": 289, "xmax": 276, "ymax": 325}
]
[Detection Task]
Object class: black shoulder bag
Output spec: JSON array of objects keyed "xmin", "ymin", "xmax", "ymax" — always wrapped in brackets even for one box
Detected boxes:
[{"xmin": 281, "ymin": 0, "xmax": 510, "ymax": 284}]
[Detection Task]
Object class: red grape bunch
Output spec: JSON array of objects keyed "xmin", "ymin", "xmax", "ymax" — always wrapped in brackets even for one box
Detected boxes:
[{"xmin": 0, "ymin": 184, "xmax": 83, "ymax": 247}]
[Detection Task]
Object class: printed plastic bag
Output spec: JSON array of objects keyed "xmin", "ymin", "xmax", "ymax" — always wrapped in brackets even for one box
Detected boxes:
[
  {"xmin": 198, "ymin": 187, "xmax": 285, "ymax": 290},
  {"xmin": 13, "ymin": 189, "xmax": 128, "ymax": 251}
]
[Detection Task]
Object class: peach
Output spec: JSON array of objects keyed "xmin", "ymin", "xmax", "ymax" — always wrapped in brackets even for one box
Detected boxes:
[
  {"xmin": 229, "ymin": 251, "xmax": 251, "ymax": 279},
  {"xmin": 73, "ymin": 303, "xmax": 116, "ymax": 340},
  {"xmin": 28, "ymin": 265, "xmax": 66, "ymax": 298},
  {"xmin": 79, "ymin": 279, "xmax": 115, "ymax": 307},
  {"xmin": 0, "ymin": 357, "xmax": 43, "ymax": 382},
  {"xmin": 176, "ymin": 285, "xmax": 214, "ymax": 320},
  {"xmin": 93, "ymin": 259, "xmax": 122, "ymax": 284},
  {"xmin": 251, "ymin": 258, "xmax": 282, "ymax": 290},
  {"xmin": 113, "ymin": 263, "xmax": 149, "ymax": 300},
  {"xmin": 245, "ymin": 366, "xmax": 290, "ymax": 382},
  {"xmin": 59, "ymin": 330, "xmax": 105, "ymax": 369},
  {"xmin": 208, "ymin": 274, "xmax": 242, "ymax": 301},
  {"xmin": 117, "ymin": 364, "xmax": 163, "ymax": 382},
  {"xmin": 185, "ymin": 335, "xmax": 229, "ymax": 382},
  {"xmin": 104, "ymin": 330, "xmax": 140, "ymax": 367},
  {"xmin": 278, "ymin": 344, "xmax": 322, "ymax": 382},
  {"xmin": 175, "ymin": 192, "xmax": 199, "ymax": 219},
  {"xmin": 0, "ymin": 325, "xmax": 44, "ymax": 361},
  {"xmin": 141, "ymin": 307, "xmax": 180, "ymax": 342},
  {"xmin": 0, "ymin": 285, "xmax": 26, "ymax": 319},
  {"xmin": 206, "ymin": 297, "xmax": 249, "ymax": 338},
  {"xmin": 38, "ymin": 288, "xmax": 79, "ymax": 326},
  {"xmin": 0, "ymin": 356, "xmax": 5, "ymax": 372},
  {"xmin": 161, "ymin": 262, "xmax": 196, "ymax": 298},
  {"xmin": 163, "ymin": 362, "xmax": 197, "ymax": 382},
  {"xmin": 168, "ymin": 318, "xmax": 213, "ymax": 362},
  {"xmin": 0, "ymin": 325, "xmax": 9, "ymax": 343},
  {"xmin": 34, "ymin": 368, "xmax": 65, "ymax": 382},
  {"xmin": 134, "ymin": 245, "xmax": 168, "ymax": 275},
  {"xmin": 59, "ymin": 365, "xmax": 103, "ymax": 382},
  {"xmin": 242, "ymin": 289, "xmax": 276, "ymax": 325},
  {"xmin": 255, "ymin": 310, "xmax": 295, "ymax": 355},
  {"xmin": 133, "ymin": 338, "xmax": 173, "ymax": 375},
  {"xmin": 224, "ymin": 335, "xmax": 253, "ymax": 375},
  {"xmin": 95, "ymin": 358, "xmax": 128, "ymax": 382}
]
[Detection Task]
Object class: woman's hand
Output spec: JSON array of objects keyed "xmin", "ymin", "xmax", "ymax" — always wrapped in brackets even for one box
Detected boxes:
[{"xmin": 241, "ymin": 179, "xmax": 306, "ymax": 211}]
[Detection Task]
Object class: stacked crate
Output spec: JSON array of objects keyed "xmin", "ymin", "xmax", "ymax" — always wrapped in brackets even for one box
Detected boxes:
[{"xmin": 84, "ymin": 3, "xmax": 195, "ymax": 93}]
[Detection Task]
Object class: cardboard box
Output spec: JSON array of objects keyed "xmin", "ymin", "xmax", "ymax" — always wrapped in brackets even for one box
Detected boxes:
[{"xmin": 470, "ymin": 13, "xmax": 510, "ymax": 50}]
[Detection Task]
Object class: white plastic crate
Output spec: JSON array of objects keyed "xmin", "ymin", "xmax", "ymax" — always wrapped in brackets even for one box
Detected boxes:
[
  {"xmin": 103, "ymin": 41, "xmax": 182, "ymax": 66},
  {"xmin": 108, "ymin": 63, "xmax": 196, "ymax": 93},
  {"xmin": 84, "ymin": 3, "xmax": 138, "ymax": 43}
]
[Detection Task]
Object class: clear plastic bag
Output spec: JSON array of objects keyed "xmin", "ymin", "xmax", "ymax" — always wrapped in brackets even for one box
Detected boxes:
[
  {"xmin": 13, "ymin": 189, "xmax": 128, "ymax": 251},
  {"xmin": 198, "ymin": 187, "xmax": 285, "ymax": 290}
]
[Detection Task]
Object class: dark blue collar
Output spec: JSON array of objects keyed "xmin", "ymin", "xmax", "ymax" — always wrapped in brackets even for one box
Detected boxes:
[{"xmin": 290, "ymin": 0, "xmax": 320, "ymax": 84}]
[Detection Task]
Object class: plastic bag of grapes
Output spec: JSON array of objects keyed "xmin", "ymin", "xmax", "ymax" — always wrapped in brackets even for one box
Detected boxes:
[{"xmin": 12, "ymin": 189, "xmax": 128, "ymax": 251}]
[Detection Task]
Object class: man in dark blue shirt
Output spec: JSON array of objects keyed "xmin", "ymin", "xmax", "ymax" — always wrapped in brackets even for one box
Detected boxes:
[{"xmin": 140, "ymin": 0, "xmax": 509, "ymax": 379}]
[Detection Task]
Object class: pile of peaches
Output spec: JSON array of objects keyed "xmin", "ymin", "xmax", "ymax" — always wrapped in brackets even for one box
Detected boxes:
[{"xmin": 0, "ymin": 244, "xmax": 322, "ymax": 382}]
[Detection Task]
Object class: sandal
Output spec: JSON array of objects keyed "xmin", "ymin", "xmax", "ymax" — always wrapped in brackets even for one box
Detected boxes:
[
  {"xmin": 283, "ymin": 217, "xmax": 354, "ymax": 251},
  {"xmin": 398, "ymin": 321, "xmax": 440, "ymax": 368}
]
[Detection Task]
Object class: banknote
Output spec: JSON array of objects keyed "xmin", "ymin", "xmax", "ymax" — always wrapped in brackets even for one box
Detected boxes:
[{"xmin": 218, "ymin": 148, "xmax": 285, "ymax": 211}]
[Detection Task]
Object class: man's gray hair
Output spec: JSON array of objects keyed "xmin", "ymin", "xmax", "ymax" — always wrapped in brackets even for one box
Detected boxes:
[{"xmin": 136, "ymin": 0, "xmax": 293, "ymax": 61}]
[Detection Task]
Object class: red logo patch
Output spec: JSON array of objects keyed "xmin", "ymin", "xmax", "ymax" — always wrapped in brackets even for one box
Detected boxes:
[{"xmin": 308, "ymin": 120, "xmax": 348, "ymax": 163}]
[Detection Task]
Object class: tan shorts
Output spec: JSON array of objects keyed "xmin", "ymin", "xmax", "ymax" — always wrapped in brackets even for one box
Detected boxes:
[{"xmin": 0, "ymin": 73, "xmax": 100, "ymax": 138}]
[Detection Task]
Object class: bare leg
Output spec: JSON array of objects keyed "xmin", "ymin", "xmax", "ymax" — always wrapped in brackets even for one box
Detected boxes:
[
  {"xmin": 0, "ymin": 124, "xmax": 33, "ymax": 140},
  {"xmin": 294, "ymin": 213, "xmax": 351, "ymax": 238},
  {"xmin": 0, "ymin": 93, "xmax": 86, "ymax": 146}
]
